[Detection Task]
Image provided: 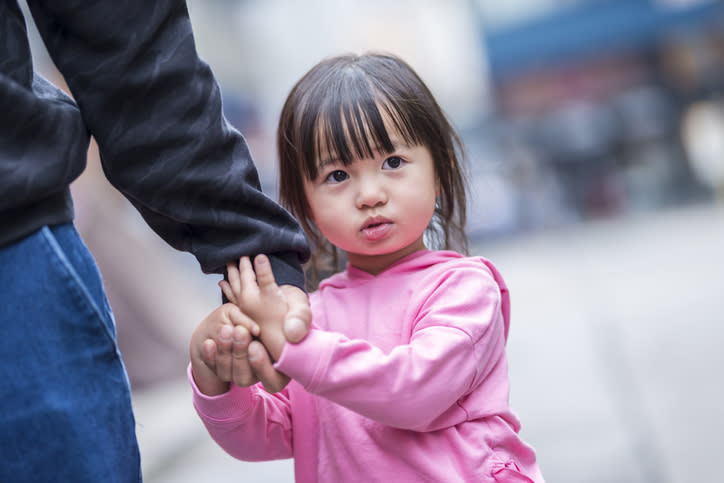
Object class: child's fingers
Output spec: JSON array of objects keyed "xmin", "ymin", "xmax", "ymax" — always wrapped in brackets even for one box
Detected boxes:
[
  {"xmin": 200, "ymin": 338, "xmax": 217, "ymax": 368},
  {"xmin": 219, "ymin": 280, "xmax": 237, "ymax": 305},
  {"xmin": 253, "ymin": 254, "xmax": 278, "ymax": 292},
  {"xmin": 227, "ymin": 261, "xmax": 242, "ymax": 299},
  {"xmin": 214, "ymin": 324, "xmax": 233, "ymax": 382},
  {"xmin": 280, "ymin": 285, "xmax": 311, "ymax": 343},
  {"xmin": 227, "ymin": 303, "xmax": 260, "ymax": 336},
  {"xmin": 230, "ymin": 325, "xmax": 258, "ymax": 387},
  {"xmin": 248, "ymin": 340, "xmax": 290, "ymax": 393},
  {"xmin": 238, "ymin": 256, "xmax": 257, "ymax": 292}
]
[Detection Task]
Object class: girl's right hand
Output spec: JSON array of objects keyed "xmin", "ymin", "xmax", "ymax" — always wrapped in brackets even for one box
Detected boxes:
[{"xmin": 190, "ymin": 303, "xmax": 260, "ymax": 396}]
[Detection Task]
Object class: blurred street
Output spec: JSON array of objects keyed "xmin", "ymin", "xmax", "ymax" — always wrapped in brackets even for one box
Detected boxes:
[{"xmin": 132, "ymin": 200, "xmax": 724, "ymax": 483}]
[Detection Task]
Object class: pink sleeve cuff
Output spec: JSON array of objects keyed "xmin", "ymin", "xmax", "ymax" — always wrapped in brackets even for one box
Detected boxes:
[
  {"xmin": 187, "ymin": 363, "xmax": 256, "ymax": 421},
  {"xmin": 274, "ymin": 329, "xmax": 336, "ymax": 392}
]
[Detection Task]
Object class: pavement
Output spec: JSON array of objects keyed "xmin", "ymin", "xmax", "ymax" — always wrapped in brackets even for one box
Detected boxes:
[{"xmin": 132, "ymin": 200, "xmax": 724, "ymax": 483}]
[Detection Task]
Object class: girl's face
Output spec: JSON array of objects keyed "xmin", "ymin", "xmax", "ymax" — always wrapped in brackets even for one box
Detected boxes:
[{"xmin": 303, "ymin": 133, "xmax": 438, "ymax": 275}]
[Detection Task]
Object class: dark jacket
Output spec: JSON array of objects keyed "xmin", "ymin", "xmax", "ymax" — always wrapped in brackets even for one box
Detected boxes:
[{"xmin": 0, "ymin": 0, "xmax": 309, "ymax": 287}]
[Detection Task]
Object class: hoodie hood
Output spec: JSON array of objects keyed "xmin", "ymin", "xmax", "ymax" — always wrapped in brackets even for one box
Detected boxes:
[{"xmin": 319, "ymin": 249, "xmax": 511, "ymax": 340}]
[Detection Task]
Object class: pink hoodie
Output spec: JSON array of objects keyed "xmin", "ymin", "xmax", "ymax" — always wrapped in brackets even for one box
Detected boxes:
[{"xmin": 190, "ymin": 250, "xmax": 543, "ymax": 482}]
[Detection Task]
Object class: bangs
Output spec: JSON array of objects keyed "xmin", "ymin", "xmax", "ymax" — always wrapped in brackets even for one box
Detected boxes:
[
  {"xmin": 277, "ymin": 53, "xmax": 470, "ymax": 288},
  {"xmin": 298, "ymin": 74, "xmax": 421, "ymax": 179}
]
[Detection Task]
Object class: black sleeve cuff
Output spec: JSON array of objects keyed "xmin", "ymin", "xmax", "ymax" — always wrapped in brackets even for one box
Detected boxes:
[
  {"xmin": 266, "ymin": 251, "xmax": 306, "ymax": 291},
  {"xmin": 220, "ymin": 250, "xmax": 306, "ymax": 303}
]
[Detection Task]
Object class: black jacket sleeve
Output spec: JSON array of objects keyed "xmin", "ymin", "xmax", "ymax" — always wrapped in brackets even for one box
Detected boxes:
[{"xmin": 26, "ymin": 0, "xmax": 309, "ymax": 286}]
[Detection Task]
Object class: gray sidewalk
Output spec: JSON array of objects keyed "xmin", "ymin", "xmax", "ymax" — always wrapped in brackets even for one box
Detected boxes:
[{"xmin": 133, "ymin": 201, "xmax": 724, "ymax": 483}]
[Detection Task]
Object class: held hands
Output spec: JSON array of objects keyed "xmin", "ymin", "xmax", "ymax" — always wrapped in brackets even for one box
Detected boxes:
[
  {"xmin": 190, "ymin": 303, "xmax": 260, "ymax": 396},
  {"xmin": 190, "ymin": 255, "xmax": 311, "ymax": 395},
  {"xmin": 221, "ymin": 255, "xmax": 291, "ymax": 362}
]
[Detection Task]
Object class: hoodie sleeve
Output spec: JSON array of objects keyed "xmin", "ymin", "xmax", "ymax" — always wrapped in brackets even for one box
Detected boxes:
[
  {"xmin": 188, "ymin": 365, "xmax": 294, "ymax": 461},
  {"xmin": 26, "ymin": 1, "xmax": 309, "ymax": 284},
  {"xmin": 274, "ymin": 265, "xmax": 508, "ymax": 431}
]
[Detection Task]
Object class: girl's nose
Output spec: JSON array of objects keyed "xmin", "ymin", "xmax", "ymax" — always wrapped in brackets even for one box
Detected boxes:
[{"xmin": 355, "ymin": 177, "xmax": 388, "ymax": 209}]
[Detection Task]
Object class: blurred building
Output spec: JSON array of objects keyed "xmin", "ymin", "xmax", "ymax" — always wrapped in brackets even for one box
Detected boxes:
[
  {"xmin": 471, "ymin": 0, "xmax": 724, "ymax": 234},
  {"xmin": 190, "ymin": 0, "xmax": 724, "ymax": 241},
  {"xmin": 187, "ymin": 0, "xmax": 491, "ymax": 191}
]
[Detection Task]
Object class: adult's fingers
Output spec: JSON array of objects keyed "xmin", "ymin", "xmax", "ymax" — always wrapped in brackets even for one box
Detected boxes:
[{"xmin": 249, "ymin": 340, "xmax": 290, "ymax": 393}]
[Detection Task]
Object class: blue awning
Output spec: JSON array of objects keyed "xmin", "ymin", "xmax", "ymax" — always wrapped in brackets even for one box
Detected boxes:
[{"xmin": 483, "ymin": 0, "xmax": 724, "ymax": 80}]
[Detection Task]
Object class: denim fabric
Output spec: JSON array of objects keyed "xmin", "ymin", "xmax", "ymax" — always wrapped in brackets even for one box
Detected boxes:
[{"xmin": 0, "ymin": 224, "xmax": 141, "ymax": 482}]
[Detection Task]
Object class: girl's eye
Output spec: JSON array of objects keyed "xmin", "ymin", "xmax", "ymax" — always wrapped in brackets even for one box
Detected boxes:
[
  {"xmin": 382, "ymin": 156, "xmax": 404, "ymax": 170},
  {"xmin": 324, "ymin": 170, "xmax": 349, "ymax": 184}
]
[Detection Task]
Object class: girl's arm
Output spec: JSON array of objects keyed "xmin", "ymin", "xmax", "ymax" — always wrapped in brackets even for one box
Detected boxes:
[
  {"xmin": 232, "ymin": 257, "xmax": 507, "ymax": 432},
  {"xmin": 277, "ymin": 269, "xmax": 506, "ymax": 431},
  {"xmin": 188, "ymin": 303, "xmax": 293, "ymax": 461},
  {"xmin": 189, "ymin": 366, "xmax": 294, "ymax": 461}
]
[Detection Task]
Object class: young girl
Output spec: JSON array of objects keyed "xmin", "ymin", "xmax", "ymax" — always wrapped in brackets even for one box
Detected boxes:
[{"xmin": 189, "ymin": 52, "xmax": 544, "ymax": 482}]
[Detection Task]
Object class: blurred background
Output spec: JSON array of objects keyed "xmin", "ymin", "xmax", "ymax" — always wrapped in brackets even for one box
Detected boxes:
[{"xmin": 23, "ymin": 0, "xmax": 724, "ymax": 481}]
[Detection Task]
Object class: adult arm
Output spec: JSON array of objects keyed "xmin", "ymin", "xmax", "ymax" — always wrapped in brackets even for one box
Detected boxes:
[{"xmin": 26, "ymin": 0, "xmax": 309, "ymax": 283}]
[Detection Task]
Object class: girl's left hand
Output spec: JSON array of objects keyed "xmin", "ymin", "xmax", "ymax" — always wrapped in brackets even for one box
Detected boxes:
[{"xmin": 224, "ymin": 255, "xmax": 290, "ymax": 361}]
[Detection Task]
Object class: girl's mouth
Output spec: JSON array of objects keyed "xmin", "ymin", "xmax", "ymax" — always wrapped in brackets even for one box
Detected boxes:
[{"xmin": 361, "ymin": 218, "xmax": 392, "ymax": 241}]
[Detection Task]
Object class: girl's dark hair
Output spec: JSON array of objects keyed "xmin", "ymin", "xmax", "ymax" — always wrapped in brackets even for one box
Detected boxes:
[{"xmin": 277, "ymin": 52, "xmax": 468, "ymax": 289}]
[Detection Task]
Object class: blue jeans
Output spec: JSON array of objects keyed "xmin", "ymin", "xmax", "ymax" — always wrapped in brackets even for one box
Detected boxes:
[{"xmin": 0, "ymin": 224, "xmax": 141, "ymax": 482}]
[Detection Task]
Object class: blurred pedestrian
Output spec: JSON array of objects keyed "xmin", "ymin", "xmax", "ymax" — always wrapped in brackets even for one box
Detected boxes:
[
  {"xmin": 0, "ymin": 1, "xmax": 310, "ymax": 481},
  {"xmin": 189, "ymin": 52, "xmax": 543, "ymax": 482}
]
